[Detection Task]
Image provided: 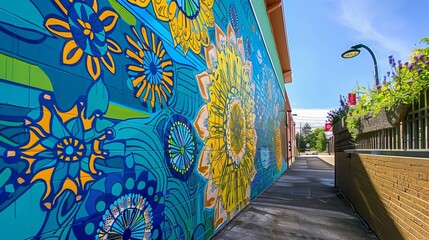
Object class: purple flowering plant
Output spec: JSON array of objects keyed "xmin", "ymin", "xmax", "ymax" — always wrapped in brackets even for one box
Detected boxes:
[
  {"xmin": 327, "ymin": 95, "xmax": 349, "ymax": 123},
  {"xmin": 344, "ymin": 38, "xmax": 429, "ymax": 137}
]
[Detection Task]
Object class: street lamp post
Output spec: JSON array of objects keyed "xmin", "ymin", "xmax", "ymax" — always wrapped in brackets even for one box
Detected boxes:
[{"xmin": 341, "ymin": 44, "xmax": 380, "ymax": 87}]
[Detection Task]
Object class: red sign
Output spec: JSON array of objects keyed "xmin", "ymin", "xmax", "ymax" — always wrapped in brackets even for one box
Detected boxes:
[
  {"xmin": 325, "ymin": 122, "xmax": 333, "ymax": 132},
  {"xmin": 348, "ymin": 93, "xmax": 356, "ymax": 106}
]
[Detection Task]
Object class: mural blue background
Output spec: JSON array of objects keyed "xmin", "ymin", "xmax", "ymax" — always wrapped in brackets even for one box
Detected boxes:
[{"xmin": 0, "ymin": 0, "xmax": 287, "ymax": 239}]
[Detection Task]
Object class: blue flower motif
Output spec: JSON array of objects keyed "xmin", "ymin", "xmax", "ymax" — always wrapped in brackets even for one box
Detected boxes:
[
  {"xmin": 44, "ymin": 0, "xmax": 122, "ymax": 80},
  {"xmin": 97, "ymin": 193, "xmax": 153, "ymax": 239},
  {"xmin": 125, "ymin": 25, "xmax": 174, "ymax": 112},
  {"xmin": 68, "ymin": 2, "xmax": 107, "ymax": 57},
  {"xmin": 6, "ymin": 93, "xmax": 113, "ymax": 209},
  {"xmin": 72, "ymin": 167, "xmax": 165, "ymax": 240},
  {"xmin": 164, "ymin": 115, "xmax": 197, "ymax": 181}
]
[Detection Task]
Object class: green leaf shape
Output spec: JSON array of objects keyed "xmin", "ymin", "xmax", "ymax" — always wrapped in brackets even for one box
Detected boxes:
[
  {"xmin": 0, "ymin": 53, "xmax": 52, "ymax": 91},
  {"xmin": 108, "ymin": 0, "xmax": 137, "ymax": 25},
  {"xmin": 104, "ymin": 102, "xmax": 150, "ymax": 120}
]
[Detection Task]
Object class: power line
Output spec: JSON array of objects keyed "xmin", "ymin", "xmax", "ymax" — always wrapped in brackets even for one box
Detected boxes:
[{"xmin": 293, "ymin": 116, "xmax": 326, "ymax": 119}]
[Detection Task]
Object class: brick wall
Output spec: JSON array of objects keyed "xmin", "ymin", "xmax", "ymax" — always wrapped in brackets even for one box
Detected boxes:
[{"xmin": 336, "ymin": 152, "xmax": 429, "ymax": 240}]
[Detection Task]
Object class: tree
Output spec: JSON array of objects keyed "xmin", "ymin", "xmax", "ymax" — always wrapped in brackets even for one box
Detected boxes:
[
  {"xmin": 296, "ymin": 122, "xmax": 312, "ymax": 151},
  {"xmin": 310, "ymin": 128, "xmax": 327, "ymax": 152},
  {"xmin": 301, "ymin": 122, "xmax": 312, "ymax": 137},
  {"xmin": 296, "ymin": 125, "xmax": 328, "ymax": 152}
]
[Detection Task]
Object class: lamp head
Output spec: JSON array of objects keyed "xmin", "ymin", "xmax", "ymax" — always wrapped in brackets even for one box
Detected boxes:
[{"xmin": 341, "ymin": 47, "xmax": 361, "ymax": 59}]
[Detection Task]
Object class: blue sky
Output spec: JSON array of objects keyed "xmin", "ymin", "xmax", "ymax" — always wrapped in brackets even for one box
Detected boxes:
[{"xmin": 283, "ymin": 0, "xmax": 429, "ymax": 129}]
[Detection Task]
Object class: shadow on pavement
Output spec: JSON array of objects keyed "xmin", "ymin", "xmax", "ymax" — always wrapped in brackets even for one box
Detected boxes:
[{"xmin": 213, "ymin": 156, "xmax": 376, "ymax": 240}]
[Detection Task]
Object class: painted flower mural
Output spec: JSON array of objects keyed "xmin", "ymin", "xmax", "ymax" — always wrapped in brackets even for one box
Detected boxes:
[
  {"xmin": 128, "ymin": 0, "xmax": 215, "ymax": 54},
  {"xmin": 125, "ymin": 26, "xmax": 174, "ymax": 111},
  {"xmin": 275, "ymin": 126, "xmax": 283, "ymax": 171},
  {"xmin": 44, "ymin": 0, "xmax": 122, "ymax": 80},
  {"xmin": 164, "ymin": 115, "xmax": 197, "ymax": 181},
  {"xmin": 0, "ymin": 0, "xmax": 289, "ymax": 239},
  {"xmin": 6, "ymin": 93, "xmax": 112, "ymax": 209},
  {"xmin": 195, "ymin": 24, "xmax": 256, "ymax": 229},
  {"xmin": 97, "ymin": 193, "xmax": 154, "ymax": 239},
  {"xmin": 73, "ymin": 168, "xmax": 165, "ymax": 239}
]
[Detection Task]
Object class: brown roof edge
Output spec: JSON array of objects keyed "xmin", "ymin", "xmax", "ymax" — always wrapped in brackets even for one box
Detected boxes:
[
  {"xmin": 284, "ymin": 90, "xmax": 292, "ymax": 111},
  {"xmin": 283, "ymin": 70, "xmax": 292, "ymax": 84},
  {"xmin": 265, "ymin": 0, "xmax": 292, "ymax": 84}
]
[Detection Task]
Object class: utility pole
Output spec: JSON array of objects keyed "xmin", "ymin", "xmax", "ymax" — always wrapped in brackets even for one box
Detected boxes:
[{"xmin": 299, "ymin": 122, "xmax": 301, "ymax": 155}]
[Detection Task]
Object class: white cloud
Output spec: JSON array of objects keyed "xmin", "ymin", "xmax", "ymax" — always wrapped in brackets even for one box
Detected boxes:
[
  {"xmin": 291, "ymin": 108, "xmax": 331, "ymax": 130},
  {"xmin": 337, "ymin": 0, "xmax": 409, "ymax": 59}
]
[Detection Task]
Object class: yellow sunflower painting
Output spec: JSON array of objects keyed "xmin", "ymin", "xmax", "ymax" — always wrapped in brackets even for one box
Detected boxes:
[
  {"xmin": 44, "ymin": 0, "xmax": 122, "ymax": 80},
  {"xmin": 194, "ymin": 23, "xmax": 256, "ymax": 229},
  {"xmin": 128, "ymin": 0, "xmax": 215, "ymax": 55},
  {"xmin": 275, "ymin": 126, "xmax": 283, "ymax": 170}
]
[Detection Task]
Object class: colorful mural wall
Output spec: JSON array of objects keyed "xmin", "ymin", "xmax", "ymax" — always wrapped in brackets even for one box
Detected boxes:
[{"xmin": 0, "ymin": 0, "xmax": 287, "ymax": 239}]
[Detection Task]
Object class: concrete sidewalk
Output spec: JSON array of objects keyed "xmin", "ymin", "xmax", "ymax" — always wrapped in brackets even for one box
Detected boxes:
[{"xmin": 213, "ymin": 156, "xmax": 376, "ymax": 240}]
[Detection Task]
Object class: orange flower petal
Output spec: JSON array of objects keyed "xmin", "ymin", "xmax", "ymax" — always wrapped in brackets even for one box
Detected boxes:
[
  {"xmin": 86, "ymin": 56, "xmax": 101, "ymax": 80},
  {"xmin": 126, "ymin": 49, "xmax": 143, "ymax": 64},
  {"xmin": 156, "ymin": 37, "xmax": 163, "ymax": 55},
  {"xmin": 161, "ymin": 81, "xmax": 172, "ymax": 93},
  {"xmin": 154, "ymin": 85, "xmax": 162, "ymax": 106},
  {"xmin": 140, "ymin": 26, "xmax": 150, "ymax": 47},
  {"xmin": 77, "ymin": 19, "xmax": 86, "ymax": 28},
  {"xmin": 159, "ymin": 85, "xmax": 168, "ymax": 102},
  {"xmin": 92, "ymin": 0, "xmax": 98, "ymax": 12},
  {"xmin": 151, "ymin": 32, "xmax": 157, "ymax": 52},
  {"xmin": 54, "ymin": 0, "xmax": 68, "ymax": 15},
  {"xmin": 44, "ymin": 18, "xmax": 72, "ymax": 39},
  {"xmin": 31, "ymin": 168, "xmax": 54, "ymax": 200},
  {"xmin": 130, "ymin": 26, "xmax": 144, "ymax": 47},
  {"xmin": 99, "ymin": 10, "xmax": 119, "ymax": 33},
  {"xmin": 101, "ymin": 52, "xmax": 115, "ymax": 74},
  {"xmin": 135, "ymin": 80, "xmax": 147, "ymax": 98},
  {"xmin": 125, "ymin": 34, "xmax": 144, "ymax": 55},
  {"xmin": 53, "ymin": 178, "xmax": 79, "ymax": 204},
  {"xmin": 161, "ymin": 60, "xmax": 172, "ymax": 69},
  {"xmin": 143, "ymin": 83, "xmax": 152, "ymax": 102},
  {"xmin": 62, "ymin": 40, "xmax": 83, "ymax": 65},
  {"xmin": 128, "ymin": 65, "xmax": 144, "ymax": 72},
  {"xmin": 107, "ymin": 39, "xmax": 122, "ymax": 53},
  {"xmin": 132, "ymin": 75, "xmax": 146, "ymax": 88}
]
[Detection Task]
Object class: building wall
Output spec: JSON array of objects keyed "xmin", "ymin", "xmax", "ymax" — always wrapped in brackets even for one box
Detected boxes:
[
  {"xmin": 336, "ymin": 152, "xmax": 429, "ymax": 240},
  {"xmin": 0, "ymin": 0, "xmax": 287, "ymax": 239}
]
